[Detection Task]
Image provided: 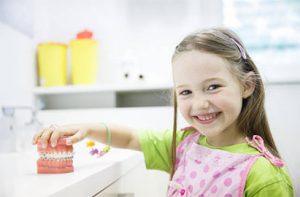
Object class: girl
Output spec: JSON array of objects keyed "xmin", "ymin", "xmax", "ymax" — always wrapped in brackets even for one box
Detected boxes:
[{"xmin": 32, "ymin": 28, "xmax": 294, "ymax": 196}]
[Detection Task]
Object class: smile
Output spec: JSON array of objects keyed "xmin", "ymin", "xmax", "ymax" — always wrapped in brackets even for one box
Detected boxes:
[{"xmin": 193, "ymin": 112, "xmax": 220, "ymax": 124}]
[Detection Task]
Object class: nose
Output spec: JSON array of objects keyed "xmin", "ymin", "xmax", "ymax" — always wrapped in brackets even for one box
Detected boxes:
[{"xmin": 193, "ymin": 93, "xmax": 210, "ymax": 110}]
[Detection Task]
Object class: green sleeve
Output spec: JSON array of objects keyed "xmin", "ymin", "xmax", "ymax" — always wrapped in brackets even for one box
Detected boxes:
[
  {"xmin": 138, "ymin": 129, "xmax": 193, "ymax": 173},
  {"xmin": 251, "ymin": 181, "xmax": 294, "ymax": 197},
  {"xmin": 245, "ymin": 157, "xmax": 294, "ymax": 196}
]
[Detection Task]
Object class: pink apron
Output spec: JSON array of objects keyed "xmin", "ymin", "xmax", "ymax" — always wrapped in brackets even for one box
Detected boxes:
[{"xmin": 167, "ymin": 130, "xmax": 284, "ymax": 197}]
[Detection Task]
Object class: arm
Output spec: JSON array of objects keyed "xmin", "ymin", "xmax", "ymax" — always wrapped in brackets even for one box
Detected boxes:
[
  {"xmin": 88, "ymin": 123, "xmax": 141, "ymax": 151},
  {"xmin": 32, "ymin": 123, "xmax": 141, "ymax": 151}
]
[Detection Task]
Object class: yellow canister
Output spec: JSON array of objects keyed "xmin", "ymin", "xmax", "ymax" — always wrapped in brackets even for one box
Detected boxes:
[
  {"xmin": 37, "ymin": 43, "xmax": 67, "ymax": 87},
  {"xmin": 70, "ymin": 30, "xmax": 98, "ymax": 85}
]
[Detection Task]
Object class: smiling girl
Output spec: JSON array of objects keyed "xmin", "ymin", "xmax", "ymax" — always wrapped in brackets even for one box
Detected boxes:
[{"xmin": 33, "ymin": 28, "xmax": 294, "ymax": 196}]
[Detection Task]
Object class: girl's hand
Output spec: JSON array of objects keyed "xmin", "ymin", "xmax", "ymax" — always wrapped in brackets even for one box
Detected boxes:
[{"xmin": 32, "ymin": 124, "xmax": 89, "ymax": 148}]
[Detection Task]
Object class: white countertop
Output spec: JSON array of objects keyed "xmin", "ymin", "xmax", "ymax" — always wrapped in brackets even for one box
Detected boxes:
[{"xmin": 0, "ymin": 142, "xmax": 143, "ymax": 197}]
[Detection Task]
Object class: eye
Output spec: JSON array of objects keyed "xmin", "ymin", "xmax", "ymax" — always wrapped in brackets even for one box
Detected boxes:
[
  {"xmin": 207, "ymin": 84, "xmax": 221, "ymax": 91},
  {"xmin": 179, "ymin": 90, "xmax": 192, "ymax": 96}
]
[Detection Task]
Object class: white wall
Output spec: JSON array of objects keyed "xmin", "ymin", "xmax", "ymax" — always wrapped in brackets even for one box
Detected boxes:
[
  {"xmin": 1, "ymin": 0, "xmax": 222, "ymax": 91},
  {"xmin": 32, "ymin": 0, "xmax": 222, "ymax": 84},
  {"xmin": 0, "ymin": 0, "xmax": 33, "ymax": 37},
  {"xmin": 0, "ymin": 23, "xmax": 34, "ymax": 107},
  {"xmin": 265, "ymin": 83, "xmax": 300, "ymax": 195}
]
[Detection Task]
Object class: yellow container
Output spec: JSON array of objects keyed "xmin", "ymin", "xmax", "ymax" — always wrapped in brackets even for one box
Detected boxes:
[
  {"xmin": 37, "ymin": 43, "xmax": 67, "ymax": 87},
  {"xmin": 70, "ymin": 39, "xmax": 98, "ymax": 85}
]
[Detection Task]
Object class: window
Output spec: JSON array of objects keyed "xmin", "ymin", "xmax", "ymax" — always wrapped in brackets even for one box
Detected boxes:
[{"xmin": 223, "ymin": 0, "xmax": 300, "ymax": 81}]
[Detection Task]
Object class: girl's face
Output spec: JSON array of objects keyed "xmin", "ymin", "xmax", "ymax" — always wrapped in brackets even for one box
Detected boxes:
[{"xmin": 173, "ymin": 50, "xmax": 245, "ymax": 145}]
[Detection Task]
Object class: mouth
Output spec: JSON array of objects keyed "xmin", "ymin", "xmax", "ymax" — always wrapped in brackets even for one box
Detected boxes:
[
  {"xmin": 37, "ymin": 137, "xmax": 74, "ymax": 174},
  {"xmin": 192, "ymin": 112, "xmax": 221, "ymax": 125}
]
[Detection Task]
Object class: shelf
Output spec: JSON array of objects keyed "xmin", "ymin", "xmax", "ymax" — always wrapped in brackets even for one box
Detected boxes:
[
  {"xmin": 33, "ymin": 83, "xmax": 173, "ymax": 109},
  {"xmin": 33, "ymin": 83, "xmax": 173, "ymax": 95}
]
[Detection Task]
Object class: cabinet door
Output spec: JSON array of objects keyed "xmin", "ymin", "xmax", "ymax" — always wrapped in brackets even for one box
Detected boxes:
[
  {"xmin": 95, "ymin": 186, "xmax": 134, "ymax": 197},
  {"xmin": 94, "ymin": 179, "xmax": 134, "ymax": 197},
  {"xmin": 96, "ymin": 193, "xmax": 134, "ymax": 197}
]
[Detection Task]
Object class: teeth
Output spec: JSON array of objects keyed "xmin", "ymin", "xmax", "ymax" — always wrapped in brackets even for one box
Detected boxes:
[
  {"xmin": 197, "ymin": 113, "xmax": 217, "ymax": 121},
  {"xmin": 39, "ymin": 152, "xmax": 74, "ymax": 160}
]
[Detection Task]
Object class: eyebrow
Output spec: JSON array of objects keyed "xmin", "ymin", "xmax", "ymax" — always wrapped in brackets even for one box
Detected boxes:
[{"xmin": 175, "ymin": 77, "xmax": 225, "ymax": 89}]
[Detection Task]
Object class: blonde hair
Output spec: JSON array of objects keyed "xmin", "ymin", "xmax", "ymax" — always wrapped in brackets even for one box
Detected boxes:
[{"xmin": 170, "ymin": 27, "xmax": 280, "ymax": 179}]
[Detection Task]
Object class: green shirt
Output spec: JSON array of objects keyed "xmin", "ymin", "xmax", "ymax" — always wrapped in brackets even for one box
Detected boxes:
[{"xmin": 138, "ymin": 129, "xmax": 294, "ymax": 196}]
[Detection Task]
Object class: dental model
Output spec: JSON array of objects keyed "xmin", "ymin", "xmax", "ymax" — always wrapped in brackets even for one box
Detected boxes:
[{"xmin": 37, "ymin": 137, "xmax": 74, "ymax": 174}]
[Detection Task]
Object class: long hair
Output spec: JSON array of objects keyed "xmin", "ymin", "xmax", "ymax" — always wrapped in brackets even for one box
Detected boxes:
[{"xmin": 170, "ymin": 27, "xmax": 280, "ymax": 179}]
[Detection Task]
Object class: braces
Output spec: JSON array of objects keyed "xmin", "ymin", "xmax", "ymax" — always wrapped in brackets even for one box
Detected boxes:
[{"xmin": 39, "ymin": 152, "xmax": 74, "ymax": 160}]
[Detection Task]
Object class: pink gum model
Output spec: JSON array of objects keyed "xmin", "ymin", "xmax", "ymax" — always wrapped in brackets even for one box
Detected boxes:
[{"xmin": 37, "ymin": 137, "xmax": 74, "ymax": 174}]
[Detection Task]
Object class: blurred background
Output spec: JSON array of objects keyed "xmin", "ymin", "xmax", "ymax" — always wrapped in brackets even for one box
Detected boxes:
[{"xmin": 0, "ymin": 0, "xmax": 299, "ymax": 196}]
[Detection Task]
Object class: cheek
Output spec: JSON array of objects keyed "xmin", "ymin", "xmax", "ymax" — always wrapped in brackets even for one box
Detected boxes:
[
  {"xmin": 215, "ymin": 95, "xmax": 243, "ymax": 115},
  {"xmin": 177, "ymin": 100, "xmax": 190, "ymax": 118}
]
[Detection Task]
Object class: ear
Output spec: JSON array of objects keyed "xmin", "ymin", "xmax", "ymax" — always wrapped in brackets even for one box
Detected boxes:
[{"xmin": 242, "ymin": 71, "xmax": 256, "ymax": 99}]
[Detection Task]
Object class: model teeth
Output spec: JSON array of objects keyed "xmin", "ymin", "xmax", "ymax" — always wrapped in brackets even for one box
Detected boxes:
[
  {"xmin": 39, "ymin": 152, "xmax": 74, "ymax": 160},
  {"xmin": 197, "ymin": 113, "xmax": 217, "ymax": 121}
]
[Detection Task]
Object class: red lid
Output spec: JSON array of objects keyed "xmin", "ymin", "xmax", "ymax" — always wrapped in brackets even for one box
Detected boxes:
[{"xmin": 77, "ymin": 30, "xmax": 93, "ymax": 39}]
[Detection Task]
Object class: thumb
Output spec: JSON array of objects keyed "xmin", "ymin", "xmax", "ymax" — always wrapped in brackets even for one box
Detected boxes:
[{"xmin": 65, "ymin": 130, "xmax": 87, "ymax": 145}]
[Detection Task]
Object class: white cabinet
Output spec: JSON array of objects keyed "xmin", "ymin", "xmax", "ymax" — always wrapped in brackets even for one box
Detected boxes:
[
  {"xmin": 33, "ymin": 83, "xmax": 172, "ymax": 109},
  {"xmin": 94, "ymin": 179, "xmax": 134, "ymax": 197},
  {"xmin": 94, "ymin": 162, "xmax": 169, "ymax": 197}
]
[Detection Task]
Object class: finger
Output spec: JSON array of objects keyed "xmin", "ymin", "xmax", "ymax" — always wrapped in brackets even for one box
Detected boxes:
[
  {"xmin": 48, "ymin": 125, "xmax": 67, "ymax": 147},
  {"xmin": 49, "ymin": 130, "xmax": 61, "ymax": 147},
  {"xmin": 32, "ymin": 126, "xmax": 50, "ymax": 145},
  {"xmin": 48, "ymin": 125, "xmax": 72, "ymax": 146},
  {"xmin": 66, "ymin": 130, "xmax": 87, "ymax": 145},
  {"xmin": 40, "ymin": 125, "xmax": 57, "ymax": 148},
  {"xmin": 32, "ymin": 129, "xmax": 44, "ymax": 145}
]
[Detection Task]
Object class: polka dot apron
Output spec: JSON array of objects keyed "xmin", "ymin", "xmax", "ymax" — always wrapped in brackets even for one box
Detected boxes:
[{"xmin": 167, "ymin": 130, "xmax": 284, "ymax": 197}]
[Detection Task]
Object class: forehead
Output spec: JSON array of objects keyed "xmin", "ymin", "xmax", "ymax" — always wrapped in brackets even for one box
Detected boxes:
[{"xmin": 172, "ymin": 50, "xmax": 236, "ymax": 84}]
